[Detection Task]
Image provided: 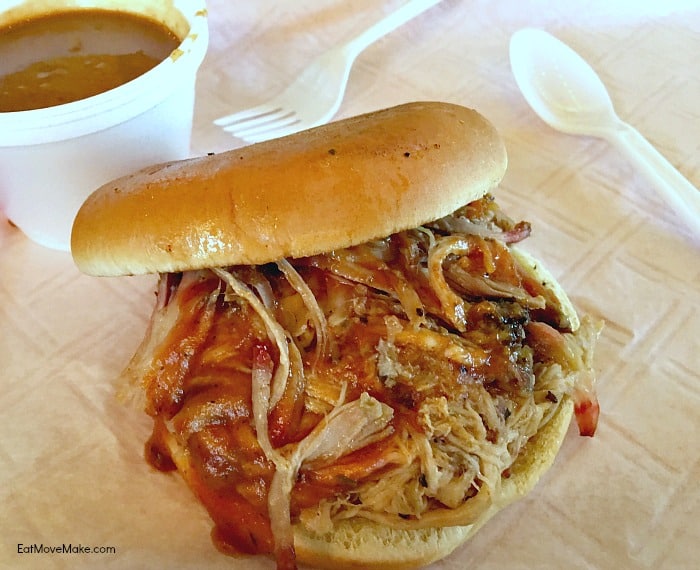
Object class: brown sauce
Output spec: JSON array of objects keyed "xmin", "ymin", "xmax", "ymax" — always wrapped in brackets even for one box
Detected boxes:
[{"xmin": 0, "ymin": 10, "xmax": 180, "ymax": 112}]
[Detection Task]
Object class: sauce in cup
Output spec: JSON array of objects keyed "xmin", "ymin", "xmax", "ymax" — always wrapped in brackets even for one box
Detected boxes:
[
  {"xmin": 0, "ymin": 0, "xmax": 208, "ymax": 252},
  {"xmin": 0, "ymin": 10, "xmax": 180, "ymax": 112}
]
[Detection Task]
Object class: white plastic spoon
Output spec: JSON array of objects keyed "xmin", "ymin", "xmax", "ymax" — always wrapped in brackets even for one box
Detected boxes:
[{"xmin": 509, "ymin": 28, "xmax": 700, "ymax": 236}]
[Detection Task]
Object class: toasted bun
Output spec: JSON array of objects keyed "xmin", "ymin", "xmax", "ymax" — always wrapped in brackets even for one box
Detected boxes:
[
  {"xmin": 511, "ymin": 247, "xmax": 580, "ymax": 331},
  {"xmin": 71, "ymin": 102, "xmax": 507, "ymax": 277},
  {"xmin": 290, "ymin": 250, "xmax": 579, "ymax": 569}
]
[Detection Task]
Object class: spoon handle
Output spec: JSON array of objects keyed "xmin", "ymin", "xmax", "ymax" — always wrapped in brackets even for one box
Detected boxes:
[{"xmin": 607, "ymin": 120, "xmax": 700, "ymax": 236}]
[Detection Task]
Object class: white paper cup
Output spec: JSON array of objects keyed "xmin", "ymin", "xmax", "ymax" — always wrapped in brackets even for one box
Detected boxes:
[{"xmin": 0, "ymin": 0, "xmax": 209, "ymax": 251}]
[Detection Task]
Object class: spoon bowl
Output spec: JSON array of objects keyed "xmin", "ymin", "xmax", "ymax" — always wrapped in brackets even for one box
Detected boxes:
[
  {"xmin": 510, "ymin": 28, "xmax": 616, "ymax": 136},
  {"xmin": 509, "ymin": 28, "xmax": 700, "ymax": 236}
]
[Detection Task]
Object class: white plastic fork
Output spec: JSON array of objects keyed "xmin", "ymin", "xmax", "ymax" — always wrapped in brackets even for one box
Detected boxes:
[{"xmin": 214, "ymin": 0, "xmax": 443, "ymax": 144}]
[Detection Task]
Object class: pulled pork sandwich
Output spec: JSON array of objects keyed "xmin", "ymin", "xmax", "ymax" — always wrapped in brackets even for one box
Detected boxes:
[{"xmin": 71, "ymin": 102, "xmax": 601, "ymax": 570}]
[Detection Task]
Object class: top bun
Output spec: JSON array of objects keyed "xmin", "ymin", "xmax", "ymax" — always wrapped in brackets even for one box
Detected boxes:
[{"xmin": 71, "ymin": 102, "xmax": 507, "ymax": 277}]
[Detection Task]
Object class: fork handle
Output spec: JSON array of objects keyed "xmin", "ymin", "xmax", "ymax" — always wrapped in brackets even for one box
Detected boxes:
[{"xmin": 344, "ymin": 0, "xmax": 443, "ymax": 59}]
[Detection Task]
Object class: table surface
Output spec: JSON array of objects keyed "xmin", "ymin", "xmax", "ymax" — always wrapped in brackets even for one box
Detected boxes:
[{"xmin": 2, "ymin": 1, "xmax": 700, "ymax": 569}]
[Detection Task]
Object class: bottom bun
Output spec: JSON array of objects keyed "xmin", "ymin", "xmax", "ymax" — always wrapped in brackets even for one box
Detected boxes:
[{"xmin": 293, "ymin": 398, "xmax": 574, "ymax": 570}]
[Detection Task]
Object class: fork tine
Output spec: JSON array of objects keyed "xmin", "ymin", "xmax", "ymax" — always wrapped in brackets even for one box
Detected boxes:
[
  {"xmin": 229, "ymin": 112, "xmax": 300, "ymax": 141},
  {"xmin": 213, "ymin": 103, "xmax": 281, "ymax": 127},
  {"xmin": 242, "ymin": 121, "xmax": 305, "ymax": 144},
  {"xmin": 220, "ymin": 108, "xmax": 295, "ymax": 136}
]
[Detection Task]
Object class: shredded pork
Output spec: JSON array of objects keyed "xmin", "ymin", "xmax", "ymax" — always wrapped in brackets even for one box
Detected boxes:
[{"xmin": 123, "ymin": 195, "xmax": 601, "ymax": 570}]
